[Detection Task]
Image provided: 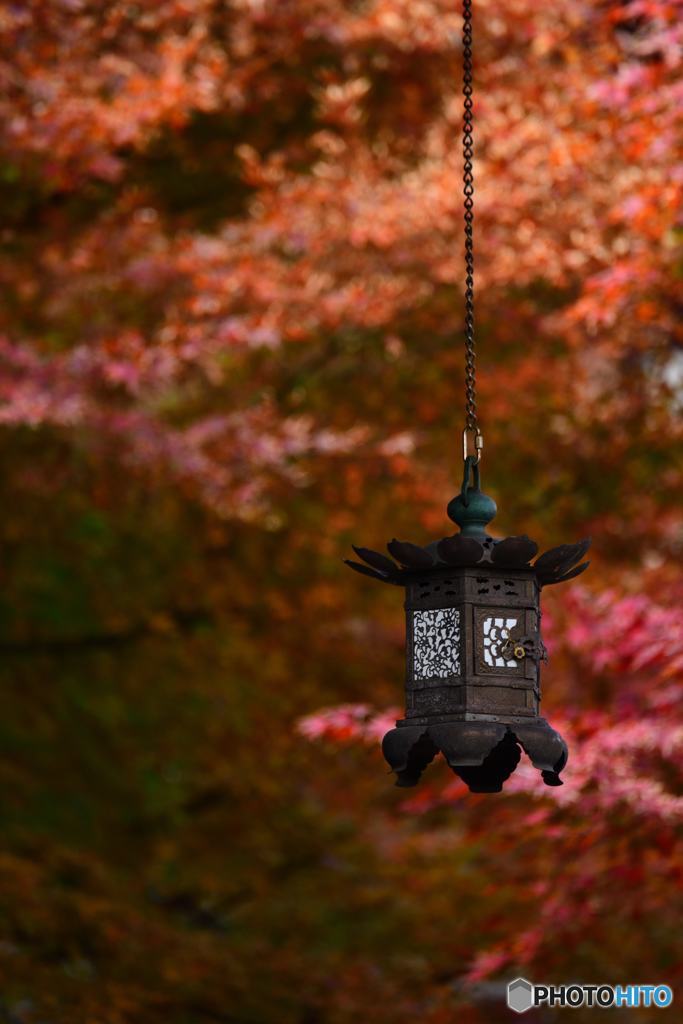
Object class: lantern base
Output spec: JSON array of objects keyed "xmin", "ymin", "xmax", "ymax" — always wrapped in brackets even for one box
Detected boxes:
[{"xmin": 382, "ymin": 716, "xmax": 567, "ymax": 793}]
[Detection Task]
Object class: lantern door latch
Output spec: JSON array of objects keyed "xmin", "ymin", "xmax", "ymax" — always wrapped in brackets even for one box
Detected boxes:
[{"xmin": 500, "ymin": 633, "xmax": 547, "ymax": 664}]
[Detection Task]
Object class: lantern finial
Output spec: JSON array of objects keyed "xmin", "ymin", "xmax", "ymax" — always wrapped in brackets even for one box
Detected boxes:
[{"xmin": 447, "ymin": 455, "xmax": 497, "ymax": 537}]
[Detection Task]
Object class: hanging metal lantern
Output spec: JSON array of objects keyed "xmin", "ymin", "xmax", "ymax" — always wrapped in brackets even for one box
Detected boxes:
[
  {"xmin": 346, "ymin": 459, "xmax": 590, "ymax": 792},
  {"xmin": 345, "ymin": 1, "xmax": 591, "ymax": 793}
]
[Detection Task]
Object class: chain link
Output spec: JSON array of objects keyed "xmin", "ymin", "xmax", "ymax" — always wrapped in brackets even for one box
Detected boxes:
[{"xmin": 462, "ymin": 0, "xmax": 478, "ymax": 442}]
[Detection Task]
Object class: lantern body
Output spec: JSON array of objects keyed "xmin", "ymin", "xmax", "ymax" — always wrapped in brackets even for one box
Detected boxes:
[
  {"xmin": 404, "ymin": 565, "xmax": 540, "ymax": 724},
  {"xmin": 385, "ymin": 561, "xmax": 569, "ymax": 792}
]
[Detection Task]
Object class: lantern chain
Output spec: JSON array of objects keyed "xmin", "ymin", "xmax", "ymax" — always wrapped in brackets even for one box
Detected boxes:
[{"xmin": 461, "ymin": 0, "xmax": 481, "ymax": 462}]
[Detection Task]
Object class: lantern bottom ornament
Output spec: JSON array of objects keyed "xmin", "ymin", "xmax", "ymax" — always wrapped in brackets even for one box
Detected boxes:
[
  {"xmin": 382, "ymin": 718, "xmax": 567, "ymax": 793},
  {"xmin": 346, "ymin": 459, "xmax": 590, "ymax": 793}
]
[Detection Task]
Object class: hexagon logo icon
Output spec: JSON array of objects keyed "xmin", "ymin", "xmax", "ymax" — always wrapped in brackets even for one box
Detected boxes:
[{"xmin": 507, "ymin": 978, "xmax": 534, "ymax": 1014}]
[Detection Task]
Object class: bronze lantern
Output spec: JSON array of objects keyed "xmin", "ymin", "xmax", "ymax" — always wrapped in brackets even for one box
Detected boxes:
[
  {"xmin": 345, "ymin": 2, "xmax": 592, "ymax": 794},
  {"xmin": 346, "ymin": 460, "xmax": 590, "ymax": 793}
]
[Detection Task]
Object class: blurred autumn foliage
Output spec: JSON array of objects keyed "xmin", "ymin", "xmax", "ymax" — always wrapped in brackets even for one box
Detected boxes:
[{"xmin": 0, "ymin": 1, "xmax": 682, "ymax": 1021}]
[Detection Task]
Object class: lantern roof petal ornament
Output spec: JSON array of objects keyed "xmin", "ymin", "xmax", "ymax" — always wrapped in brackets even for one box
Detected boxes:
[
  {"xmin": 346, "ymin": 535, "xmax": 590, "ymax": 589},
  {"xmin": 344, "ymin": 1, "xmax": 592, "ymax": 795}
]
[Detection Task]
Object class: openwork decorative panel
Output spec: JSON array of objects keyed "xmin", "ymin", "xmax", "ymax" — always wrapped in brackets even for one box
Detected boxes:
[
  {"xmin": 482, "ymin": 615, "xmax": 519, "ymax": 669},
  {"xmin": 413, "ymin": 608, "xmax": 461, "ymax": 680}
]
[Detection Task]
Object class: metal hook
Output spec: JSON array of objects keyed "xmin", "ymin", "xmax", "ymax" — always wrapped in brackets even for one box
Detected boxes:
[
  {"xmin": 462, "ymin": 427, "xmax": 483, "ymax": 465},
  {"xmin": 460, "ymin": 455, "xmax": 481, "ymax": 507}
]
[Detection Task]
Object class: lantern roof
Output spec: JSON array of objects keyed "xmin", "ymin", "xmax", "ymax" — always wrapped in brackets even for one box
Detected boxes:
[{"xmin": 347, "ymin": 533, "xmax": 590, "ymax": 590}]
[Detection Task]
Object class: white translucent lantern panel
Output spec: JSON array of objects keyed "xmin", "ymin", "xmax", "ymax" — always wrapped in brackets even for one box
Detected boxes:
[
  {"xmin": 483, "ymin": 615, "xmax": 519, "ymax": 668},
  {"xmin": 412, "ymin": 608, "xmax": 461, "ymax": 680}
]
